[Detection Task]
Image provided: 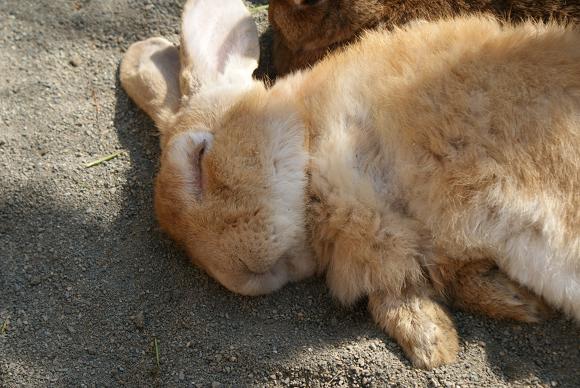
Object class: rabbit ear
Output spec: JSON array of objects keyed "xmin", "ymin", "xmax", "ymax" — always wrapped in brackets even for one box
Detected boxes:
[
  {"xmin": 179, "ymin": 0, "xmax": 259, "ymax": 96},
  {"xmin": 120, "ymin": 37, "xmax": 181, "ymax": 130}
]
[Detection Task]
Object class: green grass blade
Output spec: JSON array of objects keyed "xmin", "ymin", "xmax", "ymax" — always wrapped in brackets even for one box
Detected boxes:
[{"xmin": 84, "ymin": 151, "xmax": 123, "ymax": 168}]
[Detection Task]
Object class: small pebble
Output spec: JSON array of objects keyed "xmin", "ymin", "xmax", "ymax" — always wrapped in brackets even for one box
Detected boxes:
[
  {"xmin": 131, "ymin": 312, "xmax": 144, "ymax": 330},
  {"xmin": 69, "ymin": 55, "xmax": 81, "ymax": 67}
]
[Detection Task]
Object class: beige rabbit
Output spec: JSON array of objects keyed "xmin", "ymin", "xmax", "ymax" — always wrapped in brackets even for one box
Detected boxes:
[
  {"xmin": 268, "ymin": 0, "xmax": 580, "ymax": 77},
  {"xmin": 120, "ymin": 0, "xmax": 579, "ymax": 369}
]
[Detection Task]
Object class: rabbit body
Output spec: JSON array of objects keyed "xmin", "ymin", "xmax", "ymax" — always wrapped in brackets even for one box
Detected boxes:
[
  {"xmin": 120, "ymin": 0, "xmax": 579, "ymax": 369},
  {"xmin": 269, "ymin": 0, "xmax": 580, "ymax": 76},
  {"xmin": 299, "ymin": 18, "xmax": 580, "ymax": 365}
]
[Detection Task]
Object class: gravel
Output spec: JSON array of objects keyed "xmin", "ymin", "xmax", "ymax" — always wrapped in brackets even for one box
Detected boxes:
[{"xmin": 0, "ymin": 0, "xmax": 579, "ymax": 387}]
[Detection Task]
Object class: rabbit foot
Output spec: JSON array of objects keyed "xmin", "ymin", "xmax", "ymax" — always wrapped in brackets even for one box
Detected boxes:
[
  {"xmin": 369, "ymin": 291, "xmax": 458, "ymax": 369},
  {"xmin": 430, "ymin": 258, "xmax": 552, "ymax": 323}
]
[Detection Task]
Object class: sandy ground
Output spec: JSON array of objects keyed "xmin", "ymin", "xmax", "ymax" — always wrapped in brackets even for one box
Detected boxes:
[{"xmin": 0, "ymin": 0, "xmax": 578, "ymax": 387}]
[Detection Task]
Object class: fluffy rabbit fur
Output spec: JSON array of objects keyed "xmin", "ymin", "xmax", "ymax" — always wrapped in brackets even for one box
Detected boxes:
[
  {"xmin": 269, "ymin": 0, "xmax": 580, "ymax": 77},
  {"xmin": 120, "ymin": 0, "xmax": 579, "ymax": 368}
]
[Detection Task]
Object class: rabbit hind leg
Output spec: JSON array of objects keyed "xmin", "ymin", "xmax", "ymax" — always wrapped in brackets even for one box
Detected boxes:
[{"xmin": 428, "ymin": 255, "xmax": 552, "ymax": 322}]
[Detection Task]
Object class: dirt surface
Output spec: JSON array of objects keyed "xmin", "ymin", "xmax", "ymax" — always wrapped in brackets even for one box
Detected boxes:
[{"xmin": 0, "ymin": 0, "xmax": 578, "ymax": 387}]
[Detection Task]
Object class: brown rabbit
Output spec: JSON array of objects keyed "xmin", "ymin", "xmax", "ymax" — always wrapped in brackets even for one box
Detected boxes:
[
  {"xmin": 120, "ymin": 0, "xmax": 579, "ymax": 368},
  {"xmin": 268, "ymin": 0, "xmax": 580, "ymax": 77}
]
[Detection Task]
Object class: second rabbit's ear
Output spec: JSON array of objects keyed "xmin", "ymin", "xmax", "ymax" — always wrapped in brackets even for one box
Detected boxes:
[{"xmin": 179, "ymin": 0, "xmax": 260, "ymax": 96}]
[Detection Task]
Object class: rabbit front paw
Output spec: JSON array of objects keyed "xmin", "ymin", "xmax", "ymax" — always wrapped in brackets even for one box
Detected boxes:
[{"xmin": 369, "ymin": 291, "xmax": 459, "ymax": 369}]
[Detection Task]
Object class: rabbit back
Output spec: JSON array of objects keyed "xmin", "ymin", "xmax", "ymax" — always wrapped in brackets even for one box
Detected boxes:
[{"xmin": 269, "ymin": 0, "xmax": 580, "ymax": 76}]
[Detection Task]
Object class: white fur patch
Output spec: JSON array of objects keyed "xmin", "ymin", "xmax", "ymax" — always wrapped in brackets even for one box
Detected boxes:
[{"xmin": 267, "ymin": 112, "xmax": 309, "ymax": 239}]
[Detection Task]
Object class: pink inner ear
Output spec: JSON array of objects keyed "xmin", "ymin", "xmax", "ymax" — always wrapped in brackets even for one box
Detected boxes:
[{"xmin": 181, "ymin": 0, "xmax": 259, "ymax": 85}]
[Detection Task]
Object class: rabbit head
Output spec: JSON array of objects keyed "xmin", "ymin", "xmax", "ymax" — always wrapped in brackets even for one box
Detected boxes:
[{"xmin": 120, "ymin": 0, "xmax": 315, "ymax": 296}]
